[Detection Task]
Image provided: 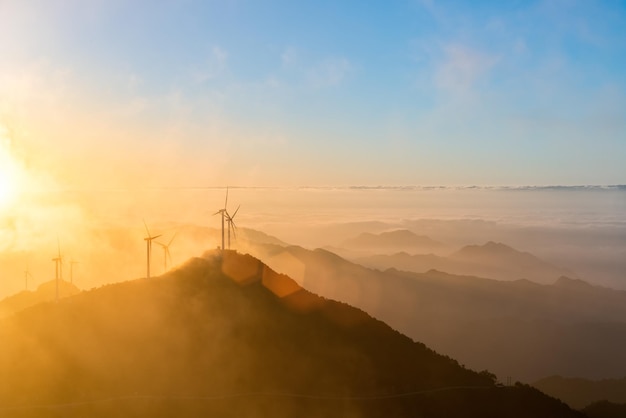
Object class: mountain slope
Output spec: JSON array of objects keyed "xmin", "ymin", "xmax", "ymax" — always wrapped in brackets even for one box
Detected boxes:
[
  {"xmin": 0, "ymin": 250, "xmax": 582, "ymax": 418},
  {"xmin": 253, "ymin": 244, "xmax": 626, "ymax": 382},
  {"xmin": 0, "ymin": 280, "xmax": 80, "ymax": 318}
]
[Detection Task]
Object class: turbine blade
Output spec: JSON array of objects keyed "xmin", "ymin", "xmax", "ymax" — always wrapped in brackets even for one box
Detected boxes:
[
  {"xmin": 224, "ymin": 187, "xmax": 229, "ymax": 209},
  {"xmin": 232, "ymin": 204, "xmax": 240, "ymax": 218},
  {"xmin": 143, "ymin": 219, "xmax": 151, "ymax": 237},
  {"xmin": 168, "ymin": 232, "xmax": 178, "ymax": 246}
]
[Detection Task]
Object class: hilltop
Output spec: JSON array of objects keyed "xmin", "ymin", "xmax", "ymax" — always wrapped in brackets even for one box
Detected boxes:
[
  {"xmin": 0, "ymin": 250, "xmax": 582, "ymax": 417},
  {"xmin": 0, "ymin": 279, "xmax": 80, "ymax": 318}
]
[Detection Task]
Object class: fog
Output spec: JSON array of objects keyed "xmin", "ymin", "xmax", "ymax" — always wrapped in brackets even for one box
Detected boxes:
[{"xmin": 1, "ymin": 185, "xmax": 624, "ymax": 299}]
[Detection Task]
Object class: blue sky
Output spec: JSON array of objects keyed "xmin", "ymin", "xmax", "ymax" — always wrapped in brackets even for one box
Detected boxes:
[{"xmin": 1, "ymin": 0, "xmax": 625, "ymax": 186}]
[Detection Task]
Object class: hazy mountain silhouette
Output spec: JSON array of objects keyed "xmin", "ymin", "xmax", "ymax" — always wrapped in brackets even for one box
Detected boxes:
[
  {"xmin": 237, "ymin": 227, "xmax": 290, "ymax": 246},
  {"xmin": 355, "ymin": 241, "xmax": 575, "ymax": 284},
  {"xmin": 341, "ymin": 230, "xmax": 445, "ymax": 253},
  {"xmin": 0, "ymin": 279, "xmax": 80, "ymax": 318},
  {"xmin": 533, "ymin": 376, "xmax": 626, "ymax": 409},
  {"xmin": 252, "ymin": 244, "xmax": 626, "ymax": 382},
  {"xmin": 450, "ymin": 241, "xmax": 576, "ymax": 283},
  {"xmin": 158, "ymin": 224, "xmax": 289, "ymax": 249},
  {"xmin": 0, "ymin": 250, "xmax": 583, "ymax": 418},
  {"xmin": 583, "ymin": 401, "xmax": 626, "ymax": 418}
]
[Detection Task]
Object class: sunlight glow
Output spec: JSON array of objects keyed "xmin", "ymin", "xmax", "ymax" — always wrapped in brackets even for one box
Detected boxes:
[{"xmin": 0, "ymin": 127, "xmax": 20, "ymax": 210}]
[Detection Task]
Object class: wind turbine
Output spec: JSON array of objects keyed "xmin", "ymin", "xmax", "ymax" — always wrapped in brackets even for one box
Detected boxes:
[
  {"xmin": 213, "ymin": 187, "xmax": 241, "ymax": 251},
  {"xmin": 213, "ymin": 188, "xmax": 229, "ymax": 250},
  {"xmin": 24, "ymin": 265, "xmax": 33, "ymax": 291},
  {"xmin": 225, "ymin": 204, "xmax": 240, "ymax": 250},
  {"xmin": 52, "ymin": 239, "xmax": 63, "ymax": 302},
  {"xmin": 143, "ymin": 220, "xmax": 161, "ymax": 279},
  {"xmin": 156, "ymin": 232, "xmax": 177, "ymax": 273}
]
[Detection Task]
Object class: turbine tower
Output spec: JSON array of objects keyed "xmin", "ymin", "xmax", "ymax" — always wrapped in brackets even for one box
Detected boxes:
[
  {"xmin": 52, "ymin": 239, "xmax": 63, "ymax": 302},
  {"xmin": 143, "ymin": 220, "xmax": 161, "ymax": 279},
  {"xmin": 156, "ymin": 232, "xmax": 177, "ymax": 273}
]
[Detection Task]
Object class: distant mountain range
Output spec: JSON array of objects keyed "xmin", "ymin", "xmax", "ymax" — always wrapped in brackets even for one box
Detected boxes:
[
  {"xmin": 0, "ymin": 250, "xmax": 584, "ymax": 418},
  {"xmin": 354, "ymin": 240, "xmax": 575, "ymax": 284},
  {"xmin": 583, "ymin": 401, "xmax": 626, "ymax": 418},
  {"xmin": 340, "ymin": 230, "xmax": 446, "ymax": 253},
  {"xmin": 533, "ymin": 376, "xmax": 626, "ymax": 409},
  {"xmin": 0, "ymin": 279, "xmax": 80, "ymax": 318},
  {"xmin": 252, "ymin": 244, "xmax": 626, "ymax": 382}
]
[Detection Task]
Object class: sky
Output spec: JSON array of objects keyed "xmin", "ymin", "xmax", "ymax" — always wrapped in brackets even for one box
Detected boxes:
[
  {"xmin": 0, "ymin": 1, "xmax": 625, "ymax": 298},
  {"xmin": 0, "ymin": 0, "xmax": 624, "ymax": 189}
]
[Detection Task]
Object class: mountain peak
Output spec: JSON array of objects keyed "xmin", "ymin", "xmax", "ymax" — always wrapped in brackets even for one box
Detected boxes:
[
  {"xmin": 457, "ymin": 241, "xmax": 516, "ymax": 255},
  {"xmin": 484, "ymin": 240, "xmax": 511, "ymax": 249},
  {"xmin": 554, "ymin": 276, "xmax": 593, "ymax": 289},
  {"xmin": 381, "ymin": 229, "xmax": 418, "ymax": 238}
]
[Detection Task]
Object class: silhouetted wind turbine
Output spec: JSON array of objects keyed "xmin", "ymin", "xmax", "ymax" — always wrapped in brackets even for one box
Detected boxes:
[
  {"xmin": 213, "ymin": 188, "xmax": 229, "ymax": 250},
  {"xmin": 143, "ymin": 220, "xmax": 161, "ymax": 279},
  {"xmin": 24, "ymin": 265, "xmax": 33, "ymax": 291},
  {"xmin": 52, "ymin": 239, "xmax": 63, "ymax": 302},
  {"xmin": 156, "ymin": 232, "xmax": 177, "ymax": 273},
  {"xmin": 225, "ymin": 204, "xmax": 240, "ymax": 250}
]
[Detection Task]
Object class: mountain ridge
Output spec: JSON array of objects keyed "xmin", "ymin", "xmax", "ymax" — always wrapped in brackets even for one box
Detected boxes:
[
  {"xmin": 355, "ymin": 241, "xmax": 576, "ymax": 284},
  {"xmin": 0, "ymin": 250, "xmax": 583, "ymax": 417},
  {"xmin": 251, "ymin": 244, "xmax": 626, "ymax": 382},
  {"xmin": 341, "ymin": 229, "xmax": 445, "ymax": 252}
]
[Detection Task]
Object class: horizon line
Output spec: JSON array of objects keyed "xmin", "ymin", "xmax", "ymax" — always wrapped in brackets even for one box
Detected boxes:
[{"xmin": 26, "ymin": 184, "xmax": 626, "ymax": 193}]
